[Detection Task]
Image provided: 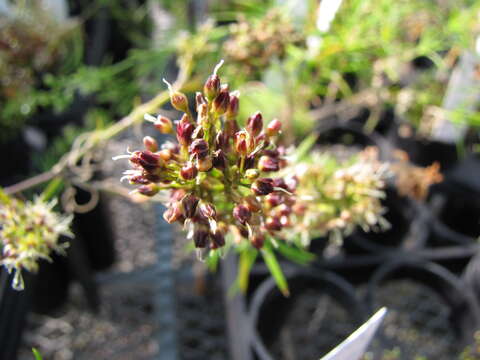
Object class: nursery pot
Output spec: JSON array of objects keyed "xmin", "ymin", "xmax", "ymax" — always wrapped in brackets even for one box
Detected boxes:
[
  {"xmin": 366, "ymin": 259, "xmax": 480, "ymax": 358},
  {"xmin": 248, "ymin": 269, "xmax": 366, "ymax": 360}
]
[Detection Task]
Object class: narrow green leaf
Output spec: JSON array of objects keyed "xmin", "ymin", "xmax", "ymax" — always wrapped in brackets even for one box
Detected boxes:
[
  {"xmin": 261, "ymin": 245, "xmax": 290, "ymax": 297},
  {"xmin": 32, "ymin": 348, "xmax": 42, "ymax": 360},
  {"xmin": 206, "ymin": 249, "xmax": 221, "ymax": 271},
  {"xmin": 41, "ymin": 177, "xmax": 64, "ymax": 202},
  {"xmin": 276, "ymin": 241, "xmax": 315, "ymax": 265},
  {"xmin": 238, "ymin": 248, "xmax": 258, "ymax": 293}
]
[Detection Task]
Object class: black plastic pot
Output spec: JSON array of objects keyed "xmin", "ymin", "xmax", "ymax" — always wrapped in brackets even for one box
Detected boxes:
[
  {"xmin": 387, "ymin": 122, "xmax": 458, "ymax": 171},
  {"xmin": 248, "ymin": 269, "xmax": 366, "ymax": 360},
  {"xmin": 366, "ymin": 259, "xmax": 480, "ymax": 355}
]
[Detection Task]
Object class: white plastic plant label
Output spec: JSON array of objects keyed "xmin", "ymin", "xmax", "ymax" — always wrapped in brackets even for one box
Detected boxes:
[{"xmin": 320, "ymin": 307, "xmax": 387, "ymax": 360}]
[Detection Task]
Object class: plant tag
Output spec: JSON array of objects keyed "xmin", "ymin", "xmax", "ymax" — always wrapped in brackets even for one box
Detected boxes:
[
  {"xmin": 320, "ymin": 307, "xmax": 387, "ymax": 360},
  {"xmin": 432, "ymin": 50, "xmax": 480, "ymax": 143}
]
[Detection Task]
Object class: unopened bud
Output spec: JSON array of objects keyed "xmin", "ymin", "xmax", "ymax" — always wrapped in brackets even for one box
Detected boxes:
[
  {"xmin": 197, "ymin": 155, "xmax": 213, "ymax": 172},
  {"xmin": 212, "ymin": 150, "xmax": 227, "ymax": 170},
  {"xmin": 258, "ymin": 156, "xmax": 280, "ymax": 172},
  {"xmin": 212, "ymin": 85, "xmax": 230, "ymax": 115},
  {"xmin": 226, "ymin": 93, "xmax": 239, "ymax": 119},
  {"xmin": 193, "ymin": 229, "xmax": 209, "ymax": 248},
  {"xmin": 252, "ymin": 178, "xmax": 274, "ymax": 196},
  {"xmin": 158, "ymin": 149, "xmax": 172, "ymax": 161},
  {"xmin": 247, "ymin": 111, "xmax": 263, "ymax": 137},
  {"xmin": 250, "ymin": 232, "xmax": 265, "ymax": 249},
  {"xmin": 143, "ymin": 136, "xmax": 158, "ymax": 152},
  {"xmin": 130, "ymin": 151, "xmax": 163, "ymax": 172},
  {"xmin": 154, "ymin": 115, "xmax": 173, "ymax": 134},
  {"xmin": 234, "ymin": 131, "xmax": 253, "ymax": 156},
  {"xmin": 233, "ymin": 204, "xmax": 252, "ymax": 225},
  {"xmin": 182, "ymin": 194, "xmax": 199, "ymax": 218},
  {"xmin": 204, "ymin": 74, "xmax": 221, "ymax": 100},
  {"xmin": 163, "ymin": 79, "xmax": 189, "ymax": 113},
  {"xmin": 180, "ymin": 162, "xmax": 198, "ymax": 180},
  {"xmin": 163, "ymin": 202, "xmax": 183, "ymax": 223},
  {"xmin": 138, "ymin": 183, "xmax": 159, "ymax": 197},
  {"xmin": 199, "ymin": 202, "xmax": 216, "ymax": 219},
  {"xmin": 245, "ymin": 169, "xmax": 260, "ymax": 180},
  {"xmin": 266, "ymin": 119, "xmax": 282, "ymax": 137},
  {"xmin": 210, "ymin": 230, "xmax": 225, "ymax": 249},
  {"xmin": 189, "ymin": 139, "xmax": 209, "ymax": 156},
  {"xmin": 176, "ymin": 117, "xmax": 195, "ymax": 146}
]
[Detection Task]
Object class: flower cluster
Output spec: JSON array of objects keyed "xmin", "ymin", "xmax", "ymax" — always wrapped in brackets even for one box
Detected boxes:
[
  {"xmin": 223, "ymin": 10, "xmax": 302, "ymax": 77},
  {"xmin": 289, "ymin": 147, "xmax": 390, "ymax": 245},
  {"xmin": 116, "ymin": 61, "xmax": 298, "ymax": 254},
  {"xmin": 0, "ymin": 192, "xmax": 72, "ymax": 290}
]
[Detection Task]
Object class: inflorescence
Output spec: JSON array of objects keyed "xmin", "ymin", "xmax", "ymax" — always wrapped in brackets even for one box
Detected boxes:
[
  {"xmin": 0, "ymin": 192, "xmax": 72, "ymax": 290},
  {"xmin": 115, "ymin": 61, "xmax": 298, "ymax": 256}
]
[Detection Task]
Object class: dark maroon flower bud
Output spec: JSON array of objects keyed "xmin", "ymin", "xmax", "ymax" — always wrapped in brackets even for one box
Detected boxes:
[
  {"xmin": 244, "ymin": 155, "xmax": 256, "ymax": 170},
  {"xmin": 199, "ymin": 202, "xmax": 216, "ymax": 219},
  {"xmin": 153, "ymin": 115, "xmax": 173, "ymax": 134},
  {"xmin": 204, "ymin": 74, "xmax": 220, "ymax": 100},
  {"xmin": 143, "ymin": 136, "xmax": 158, "ymax": 152},
  {"xmin": 182, "ymin": 194, "xmax": 199, "ymax": 218},
  {"xmin": 272, "ymin": 178, "xmax": 288, "ymax": 189},
  {"xmin": 252, "ymin": 178, "xmax": 274, "ymax": 196},
  {"xmin": 128, "ymin": 175, "xmax": 150, "ymax": 185},
  {"xmin": 130, "ymin": 151, "xmax": 163, "ymax": 171},
  {"xmin": 212, "ymin": 85, "xmax": 230, "ymax": 115},
  {"xmin": 265, "ymin": 216, "xmax": 282, "ymax": 231},
  {"xmin": 176, "ymin": 117, "xmax": 195, "ymax": 146},
  {"xmin": 193, "ymin": 229, "xmax": 209, "ymax": 248},
  {"xmin": 234, "ymin": 131, "xmax": 254, "ymax": 156},
  {"xmin": 210, "ymin": 230, "xmax": 226, "ymax": 249},
  {"xmin": 246, "ymin": 111, "xmax": 263, "ymax": 137},
  {"xmin": 233, "ymin": 204, "xmax": 252, "ymax": 225},
  {"xmin": 266, "ymin": 119, "xmax": 282, "ymax": 137},
  {"xmin": 226, "ymin": 92, "xmax": 239, "ymax": 119},
  {"xmin": 189, "ymin": 139, "xmax": 209, "ymax": 156},
  {"xmin": 258, "ymin": 156, "xmax": 280, "ymax": 172},
  {"xmin": 180, "ymin": 162, "xmax": 198, "ymax": 180},
  {"xmin": 250, "ymin": 232, "xmax": 265, "ymax": 249},
  {"xmin": 137, "ymin": 183, "xmax": 159, "ymax": 197},
  {"xmin": 212, "ymin": 150, "xmax": 227, "ymax": 170},
  {"xmin": 163, "ymin": 202, "xmax": 183, "ymax": 223},
  {"xmin": 195, "ymin": 92, "xmax": 207, "ymax": 109}
]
